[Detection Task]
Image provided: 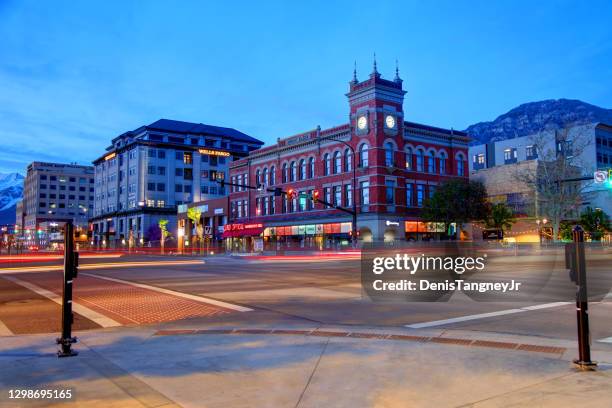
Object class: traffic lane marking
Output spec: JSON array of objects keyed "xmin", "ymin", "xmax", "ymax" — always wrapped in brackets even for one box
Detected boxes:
[
  {"xmin": 0, "ymin": 260, "xmax": 206, "ymax": 274},
  {"xmin": 82, "ymin": 273, "xmax": 253, "ymax": 312},
  {"xmin": 2, "ymin": 275, "xmax": 121, "ymax": 328},
  {"xmin": 406, "ymin": 302, "xmax": 572, "ymax": 329}
]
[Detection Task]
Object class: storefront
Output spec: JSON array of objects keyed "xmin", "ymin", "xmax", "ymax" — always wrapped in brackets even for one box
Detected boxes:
[
  {"xmin": 405, "ymin": 221, "xmax": 453, "ymax": 241},
  {"xmin": 223, "ymin": 221, "xmax": 353, "ymax": 252}
]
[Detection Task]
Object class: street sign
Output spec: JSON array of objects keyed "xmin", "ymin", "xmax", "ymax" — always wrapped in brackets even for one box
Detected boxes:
[
  {"xmin": 594, "ymin": 170, "xmax": 608, "ymax": 184},
  {"xmin": 204, "ymin": 226, "xmax": 212, "ymax": 235}
]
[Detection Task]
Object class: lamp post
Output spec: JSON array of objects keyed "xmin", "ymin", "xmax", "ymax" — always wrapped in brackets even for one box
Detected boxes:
[
  {"xmin": 324, "ymin": 137, "xmax": 358, "ymax": 247},
  {"xmin": 536, "ymin": 219, "xmax": 542, "ymax": 245}
]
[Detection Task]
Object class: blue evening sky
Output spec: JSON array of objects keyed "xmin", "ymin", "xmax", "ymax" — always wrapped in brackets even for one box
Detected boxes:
[{"xmin": 1, "ymin": 0, "xmax": 611, "ymax": 174}]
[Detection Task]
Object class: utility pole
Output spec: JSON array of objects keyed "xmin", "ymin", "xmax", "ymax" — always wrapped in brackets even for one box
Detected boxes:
[{"xmin": 57, "ymin": 221, "xmax": 79, "ymax": 357}]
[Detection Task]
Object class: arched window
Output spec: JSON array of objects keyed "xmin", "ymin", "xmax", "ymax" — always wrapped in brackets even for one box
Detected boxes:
[
  {"xmin": 457, "ymin": 154, "xmax": 465, "ymax": 176},
  {"xmin": 333, "ymin": 151, "xmax": 342, "ymax": 174},
  {"xmin": 308, "ymin": 157, "xmax": 315, "ymax": 178},
  {"xmin": 358, "ymin": 144, "xmax": 369, "ymax": 167},
  {"xmin": 282, "ymin": 163, "xmax": 288, "ymax": 183},
  {"xmin": 324, "ymin": 153, "xmax": 331, "ymax": 175},
  {"xmin": 384, "ymin": 142, "xmax": 394, "ymax": 167},
  {"xmin": 405, "ymin": 148, "xmax": 412, "ymax": 169},
  {"xmin": 299, "ymin": 159, "xmax": 306, "ymax": 180},
  {"xmin": 344, "ymin": 148, "xmax": 352, "ymax": 172},
  {"xmin": 427, "ymin": 151, "xmax": 436, "ymax": 173},
  {"xmin": 290, "ymin": 161, "xmax": 297, "ymax": 182},
  {"xmin": 439, "ymin": 152, "xmax": 446, "ymax": 175},
  {"xmin": 262, "ymin": 168, "xmax": 268, "ymax": 186},
  {"xmin": 416, "ymin": 149, "xmax": 424, "ymax": 172},
  {"xmin": 270, "ymin": 166, "xmax": 276, "ymax": 185},
  {"xmin": 255, "ymin": 169, "xmax": 261, "ymax": 186}
]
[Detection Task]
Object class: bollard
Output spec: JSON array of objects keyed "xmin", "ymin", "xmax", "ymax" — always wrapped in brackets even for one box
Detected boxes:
[
  {"xmin": 572, "ymin": 225, "xmax": 596, "ymax": 370},
  {"xmin": 56, "ymin": 221, "xmax": 78, "ymax": 357}
]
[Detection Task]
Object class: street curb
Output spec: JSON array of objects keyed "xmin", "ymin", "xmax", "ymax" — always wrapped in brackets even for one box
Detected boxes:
[{"xmin": 153, "ymin": 328, "xmax": 567, "ymax": 356}]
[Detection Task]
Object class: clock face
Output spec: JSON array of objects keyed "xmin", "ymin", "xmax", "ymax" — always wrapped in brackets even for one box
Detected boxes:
[
  {"xmin": 385, "ymin": 115, "xmax": 396, "ymax": 129},
  {"xmin": 357, "ymin": 115, "xmax": 367, "ymax": 130}
]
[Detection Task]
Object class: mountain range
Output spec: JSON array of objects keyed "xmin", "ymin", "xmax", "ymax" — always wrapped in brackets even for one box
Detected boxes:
[
  {"xmin": 0, "ymin": 98, "xmax": 610, "ymax": 225},
  {"xmin": 464, "ymin": 99, "xmax": 612, "ymax": 145},
  {"xmin": 0, "ymin": 173, "xmax": 24, "ymax": 225}
]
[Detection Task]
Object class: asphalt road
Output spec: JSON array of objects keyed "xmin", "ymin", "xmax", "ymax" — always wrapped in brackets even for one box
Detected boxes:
[{"xmin": 0, "ymin": 249, "xmax": 611, "ymax": 350}]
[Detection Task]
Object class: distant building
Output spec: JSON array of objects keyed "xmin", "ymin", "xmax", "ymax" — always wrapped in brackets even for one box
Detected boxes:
[
  {"xmin": 90, "ymin": 119, "xmax": 263, "ymax": 248},
  {"xmin": 225, "ymin": 63, "xmax": 469, "ymax": 250},
  {"xmin": 469, "ymin": 122, "xmax": 612, "ymax": 216},
  {"xmin": 20, "ymin": 162, "xmax": 94, "ymax": 245}
]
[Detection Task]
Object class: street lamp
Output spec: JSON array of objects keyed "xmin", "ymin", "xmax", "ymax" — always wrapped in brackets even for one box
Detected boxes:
[{"xmin": 322, "ymin": 136, "xmax": 358, "ymax": 247}]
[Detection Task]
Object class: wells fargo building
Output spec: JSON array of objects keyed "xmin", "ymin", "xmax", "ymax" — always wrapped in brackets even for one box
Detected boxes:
[{"xmin": 226, "ymin": 63, "xmax": 469, "ymax": 249}]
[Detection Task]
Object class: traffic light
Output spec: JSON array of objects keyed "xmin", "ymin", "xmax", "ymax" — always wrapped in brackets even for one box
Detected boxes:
[
  {"xmin": 312, "ymin": 190, "xmax": 320, "ymax": 203},
  {"xmin": 274, "ymin": 187, "xmax": 283, "ymax": 196},
  {"xmin": 215, "ymin": 172, "xmax": 225, "ymax": 188},
  {"xmin": 287, "ymin": 188, "xmax": 297, "ymax": 199}
]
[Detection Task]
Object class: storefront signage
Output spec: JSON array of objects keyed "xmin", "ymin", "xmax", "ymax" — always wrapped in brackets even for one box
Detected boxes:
[
  {"xmin": 104, "ymin": 152, "xmax": 116, "ymax": 161},
  {"xmin": 385, "ymin": 220, "xmax": 400, "ymax": 226},
  {"xmin": 198, "ymin": 148, "xmax": 230, "ymax": 157},
  {"xmin": 214, "ymin": 208, "xmax": 224, "ymax": 215}
]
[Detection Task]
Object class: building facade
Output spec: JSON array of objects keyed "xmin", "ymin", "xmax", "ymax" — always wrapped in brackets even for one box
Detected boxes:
[
  {"xmin": 90, "ymin": 119, "xmax": 263, "ymax": 248},
  {"xmin": 469, "ymin": 122, "xmax": 612, "ymax": 216},
  {"xmin": 19, "ymin": 162, "xmax": 94, "ymax": 246},
  {"xmin": 226, "ymin": 64, "xmax": 469, "ymax": 249}
]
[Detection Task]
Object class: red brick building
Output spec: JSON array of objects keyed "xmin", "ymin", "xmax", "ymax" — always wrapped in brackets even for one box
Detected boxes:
[{"xmin": 226, "ymin": 63, "xmax": 469, "ymax": 249}]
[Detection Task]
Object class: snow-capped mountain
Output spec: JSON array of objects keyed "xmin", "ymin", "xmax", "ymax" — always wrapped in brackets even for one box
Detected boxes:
[{"xmin": 0, "ymin": 172, "xmax": 24, "ymax": 225}]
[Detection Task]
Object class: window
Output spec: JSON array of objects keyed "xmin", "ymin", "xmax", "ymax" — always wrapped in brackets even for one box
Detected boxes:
[
  {"xmin": 405, "ymin": 148, "xmax": 412, "ymax": 169},
  {"xmin": 416, "ymin": 150, "xmax": 424, "ymax": 172},
  {"xmin": 158, "ymin": 150, "xmax": 165, "ymax": 159},
  {"xmin": 158, "ymin": 166, "xmax": 165, "ymax": 175},
  {"xmin": 255, "ymin": 169, "xmax": 261, "ymax": 186},
  {"xmin": 385, "ymin": 180, "xmax": 396, "ymax": 205},
  {"xmin": 175, "ymin": 185, "xmax": 183, "ymax": 193},
  {"xmin": 324, "ymin": 154, "xmax": 331, "ymax": 175},
  {"xmin": 282, "ymin": 163, "xmax": 288, "ymax": 183},
  {"xmin": 503, "ymin": 148, "xmax": 517, "ymax": 164},
  {"xmin": 184, "ymin": 168, "xmax": 193, "ymax": 180},
  {"xmin": 290, "ymin": 161, "xmax": 297, "ymax": 182},
  {"xmin": 149, "ymin": 149, "xmax": 157, "ymax": 158},
  {"xmin": 457, "ymin": 155, "xmax": 465, "ymax": 176},
  {"xmin": 175, "ymin": 151, "xmax": 182, "ymax": 160},
  {"xmin": 210, "ymin": 156, "xmax": 218, "ymax": 166},
  {"xmin": 324, "ymin": 187, "xmax": 331, "ymax": 203},
  {"xmin": 429, "ymin": 185, "xmax": 436, "ymax": 198},
  {"xmin": 360, "ymin": 181, "xmax": 370, "ymax": 206},
  {"xmin": 344, "ymin": 149, "xmax": 352, "ymax": 172},
  {"xmin": 344, "ymin": 184, "xmax": 352, "ymax": 207},
  {"xmin": 359, "ymin": 144, "xmax": 369, "ymax": 167},
  {"xmin": 416, "ymin": 184, "xmax": 425, "ymax": 207},
  {"xmin": 270, "ymin": 166, "xmax": 276, "ymax": 185},
  {"xmin": 300, "ymin": 159, "xmax": 306, "ymax": 180},
  {"xmin": 427, "ymin": 152, "xmax": 436, "ymax": 173},
  {"xmin": 262, "ymin": 168, "xmax": 268, "ymax": 186},
  {"xmin": 148, "ymin": 165, "xmax": 156, "ymax": 175},
  {"xmin": 526, "ymin": 145, "xmax": 537, "ymax": 159},
  {"xmin": 147, "ymin": 182, "xmax": 155, "ymax": 191},
  {"xmin": 439, "ymin": 152, "xmax": 447, "ymax": 174},
  {"xmin": 175, "ymin": 168, "xmax": 183, "ymax": 177},
  {"xmin": 308, "ymin": 157, "xmax": 315, "ymax": 178},
  {"xmin": 406, "ymin": 183, "xmax": 413, "ymax": 207},
  {"xmin": 333, "ymin": 151, "xmax": 342, "ymax": 174},
  {"xmin": 385, "ymin": 142, "xmax": 394, "ymax": 167},
  {"xmin": 157, "ymin": 183, "xmax": 165, "ymax": 192},
  {"xmin": 183, "ymin": 152, "xmax": 193, "ymax": 164}
]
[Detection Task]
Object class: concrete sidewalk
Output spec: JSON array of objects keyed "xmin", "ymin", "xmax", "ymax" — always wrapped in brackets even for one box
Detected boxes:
[{"xmin": 1, "ymin": 324, "xmax": 611, "ymax": 408}]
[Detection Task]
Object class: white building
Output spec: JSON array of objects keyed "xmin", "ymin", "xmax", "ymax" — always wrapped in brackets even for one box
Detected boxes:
[
  {"xmin": 90, "ymin": 119, "xmax": 263, "ymax": 248},
  {"xmin": 469, "ymin": 122, "xmax": 612, "ymax": 216}
]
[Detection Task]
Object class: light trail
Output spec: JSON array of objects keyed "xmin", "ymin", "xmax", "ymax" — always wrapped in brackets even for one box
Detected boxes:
[{"xmin": 0, "ymin": 259, "xmax": 205, "ymax": 274}]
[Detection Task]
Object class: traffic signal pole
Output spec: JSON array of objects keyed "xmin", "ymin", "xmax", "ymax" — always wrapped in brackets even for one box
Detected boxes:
[{"xmin": 57, "ymin": 221, "xmax": 79, "ymax": 357}]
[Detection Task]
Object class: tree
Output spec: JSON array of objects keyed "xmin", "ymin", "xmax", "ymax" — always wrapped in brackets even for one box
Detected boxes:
[
  {"xmin": 187, "ymin": 206, "xmax": 203, "ymax": 254},
  {"xmin": 579, "ymin": 207, "xmax": 610, "ymax": 241},
  {"xmin": 421, "ymin": 179, "xmax": 490, "ymax": 238},
  {"xmin": 158, "ymin": 219, "xmax": 170, "ymax": 254},
  {"xmin": 484, "ymin": 202, "xmax": 516, "ymax": 234},
  {"xmin": 514, "ymin": 126, "xmax": 593, "ymax": 242}
]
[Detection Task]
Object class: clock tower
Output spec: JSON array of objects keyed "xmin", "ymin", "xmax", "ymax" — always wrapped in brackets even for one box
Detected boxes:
[{"xmin": 347, "ymin": 58, "xmax": 406, "ymax": 168}]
